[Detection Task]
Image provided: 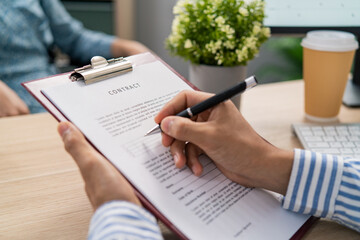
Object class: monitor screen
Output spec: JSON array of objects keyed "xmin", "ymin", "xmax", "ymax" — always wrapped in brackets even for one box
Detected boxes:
[
  {"xmin": 264, "ymin": 0, "xmax": 360, "ymax": 34},
  {"xmin": 265, "ymin": 0, "xmax": 360, "ymax": 27}
]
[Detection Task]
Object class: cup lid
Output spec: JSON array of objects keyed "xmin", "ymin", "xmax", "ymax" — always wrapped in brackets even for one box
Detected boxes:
[{"xmin": 301, "ymin": 30, "xmax": 359, "ymax": 52}]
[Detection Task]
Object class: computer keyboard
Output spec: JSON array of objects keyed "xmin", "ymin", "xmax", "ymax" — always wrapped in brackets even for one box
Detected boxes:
[{"xmin": 293, "ymin": 123, "xmax": 360, "ymax": 158}]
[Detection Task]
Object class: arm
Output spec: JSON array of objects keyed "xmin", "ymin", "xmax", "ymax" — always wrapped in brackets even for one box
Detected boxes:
[
  {"xmin": 284, "ymin": 149, "xmax": 360, "ymax": 232},
  {"xmin": 57, "ymin": 122, "xmax": 162, "ymax": 240},
  {"xmin": 155, "ymin": 90, "xmax": 360, "ymax": 232},
  {"xmin": 41, "ymin": 0, "xmax": 148, "ymax": 63}
]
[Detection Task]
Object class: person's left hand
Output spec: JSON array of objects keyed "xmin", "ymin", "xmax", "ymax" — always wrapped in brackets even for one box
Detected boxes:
[
  {"xmin": 111, "ymin": 39, "xmax": 150, "ymax": 57},
  {"xmin": 58, "ymin": 121, "xmax": 141, "ymax": 210}
]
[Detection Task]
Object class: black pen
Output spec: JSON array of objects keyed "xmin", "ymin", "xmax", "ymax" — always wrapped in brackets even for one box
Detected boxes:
[{"xmin": 144, "ymin": 75, "xmax": 258, "ymax": 136}]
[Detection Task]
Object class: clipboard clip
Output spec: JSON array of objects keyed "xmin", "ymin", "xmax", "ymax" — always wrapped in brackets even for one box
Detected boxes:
[{"xmin": 69, "ymin": 56, "xmax": 133, "ymax": 84}]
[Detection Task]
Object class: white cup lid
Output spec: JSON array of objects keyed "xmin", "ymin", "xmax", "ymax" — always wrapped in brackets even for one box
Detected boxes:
[{"xmin": 301, "ymin": 30, "xmax": 359, "ymax": 52}]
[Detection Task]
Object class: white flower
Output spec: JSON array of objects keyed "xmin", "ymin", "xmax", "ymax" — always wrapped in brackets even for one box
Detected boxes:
[
  {"xmin": 252, "ymin": 25, "xmax": 261, "ymax": 35},
  {"xmin": 173, "ymin": 5, "xmax": 182, "ymax": 15},
  {"xmin": 239, "ymin": 7, "xmax": 249, "ymax": 16},
  {"xmin": 262, "ymin": 27, "xmax": 271, "ymax": 38},
  {"xmin": 221, "ymin": 25, "xmax": 235, "ymax": 36},
  {"xmin": 236, "ymin": 47, "xmax": 248, "ymax": 63},
  {"xmin": 215, "ymin": 16, "xmax": 225, "ymax": 25},
  {"xmin": 243, "ymin": 0, "xmax": 255, "ymax": 5},
  {"xmin": 224, "ymin": 40, "xmax": 235, "ymax": 49},
  {"xmin": 184, "ymin": 39, "xmax": 193, "ymax": 48},
  {"xmin": 171, "ymin": 17, "xmax": 181, "ymax": 33},
  {"xmin": 215, "ymin": 53, "xmax": 223, "ymax": 65},
  {"xmin": 245, "ymin": 36, "xmax": 257, "ymax": 50}
]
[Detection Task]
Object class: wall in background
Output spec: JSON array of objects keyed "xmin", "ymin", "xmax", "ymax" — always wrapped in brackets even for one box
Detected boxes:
[
  {"xmin": 62, "ymin": 0, "xmax": 114, "ymax": 35},
  {"xmin": 61, "ymin": 0, "xmax": 303, "ymax": 83}
]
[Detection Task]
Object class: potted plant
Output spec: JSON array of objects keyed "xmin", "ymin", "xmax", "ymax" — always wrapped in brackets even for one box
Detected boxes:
[{"xmin": 166, "ymin": 0, "xmax": 270, "ymax": 108}]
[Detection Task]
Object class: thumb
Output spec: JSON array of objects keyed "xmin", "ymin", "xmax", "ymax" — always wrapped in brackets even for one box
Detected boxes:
[
  {"xmin": 161, "ymin": 116, "xmax": 209, "ymax": 144},
  {"xmin": 57, "ymin": 121, "xmax": 97, "ymax": 169}
]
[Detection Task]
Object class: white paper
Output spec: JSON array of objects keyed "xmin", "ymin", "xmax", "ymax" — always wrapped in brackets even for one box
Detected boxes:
[{"xmin": 42, "ymin": 61, "xmax": 309, "ymax": 240}]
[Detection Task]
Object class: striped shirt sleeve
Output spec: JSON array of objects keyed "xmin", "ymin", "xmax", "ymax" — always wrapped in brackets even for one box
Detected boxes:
[
  {"xmin": 283, "ymin": 149, "xmax": 360, "ymax": 232},
  {"xmin": 88, "ymin": 201, "xmax": 163, "ymax": 240}
]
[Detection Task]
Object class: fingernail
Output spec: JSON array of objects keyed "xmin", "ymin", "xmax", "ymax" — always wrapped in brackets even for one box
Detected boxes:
[
  {"xmin": 192, "ymin": 164, "xmax": 201, "ymax": 176},
  {"xmin": 58, "ymin": 122, "xmax": 71, "ymax": 138},
  {"xmin": 173, "ymin": 154, "xmax": 179, "ymax": 166},
  {"xmin": 161, "ymin": 118, "xmax": 173, "ymax": 134}
]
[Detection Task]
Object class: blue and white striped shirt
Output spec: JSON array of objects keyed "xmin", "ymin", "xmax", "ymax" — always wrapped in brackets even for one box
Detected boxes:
[
  {"xmin": 89, "ymin": 201, "xmax": 163, "ymax": 240},
  {"xmin": 283, "ymin": 149, "xmax": 360, "ymax": 232},
  {"xmin": 89, "ymin": 149, "xmax": 360, "ymax": 239}
]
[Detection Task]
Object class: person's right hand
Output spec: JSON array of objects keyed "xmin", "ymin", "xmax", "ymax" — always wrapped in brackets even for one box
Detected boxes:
[
  {"xmin": 0, "ymin": 81, "xmax": 29, "ymax": 117},
  {"xmin": 155, "ymin": 90, "xmax": 294, "ymax": 195}
]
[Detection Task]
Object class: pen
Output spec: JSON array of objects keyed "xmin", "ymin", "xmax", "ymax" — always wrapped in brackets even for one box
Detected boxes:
[{"xmin": 144, "ymin": 75, "xmax": 258, "ymax": 136}]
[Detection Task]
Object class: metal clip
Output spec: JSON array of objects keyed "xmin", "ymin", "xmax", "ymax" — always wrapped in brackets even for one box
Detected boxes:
[{"xmin": 69, "ymin": 56, "xmax": 133, "ymax": 84}]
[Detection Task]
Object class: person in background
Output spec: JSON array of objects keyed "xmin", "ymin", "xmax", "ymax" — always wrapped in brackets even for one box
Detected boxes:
[
  {"xmin": 0, "ymin": 0, "xmax": 148, "ymax": 116},
  {"xmin": 57, "ymin": 90, "xmax": 360, "ymax": 239}
]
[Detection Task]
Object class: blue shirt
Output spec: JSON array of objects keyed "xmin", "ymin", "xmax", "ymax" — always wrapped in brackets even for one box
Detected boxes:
[
  {"xmin": 0, "ymin": 0, "xmax": 115, "ymax": 113},
  {"xmin": 89, "ymin": 149, "xmax": 360, "ymax": 239}
]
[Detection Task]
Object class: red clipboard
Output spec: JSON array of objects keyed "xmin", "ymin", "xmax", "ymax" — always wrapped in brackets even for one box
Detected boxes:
[{"xmin": 22, "ymin": 52, "xmax": 315, "ymax": 240}]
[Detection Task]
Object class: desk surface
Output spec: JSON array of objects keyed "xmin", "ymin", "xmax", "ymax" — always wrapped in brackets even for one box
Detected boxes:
[{"xmin": 0, "ymin": 80, "xmax": 359, "ymax": 239}]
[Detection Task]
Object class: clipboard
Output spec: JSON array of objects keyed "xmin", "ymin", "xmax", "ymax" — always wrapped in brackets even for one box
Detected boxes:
[
  {"xmin": 22, "ymin": 52, "xmax": 196, "ymax": 239},
  {"xmin": 22, "ymin": 52, "xmax": 315, "ymax": 240}
]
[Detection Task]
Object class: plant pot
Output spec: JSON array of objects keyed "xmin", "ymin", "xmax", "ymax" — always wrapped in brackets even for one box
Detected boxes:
[{"xmin": 189, "ymin": 64, "xmax": 247, "ymax": 109}]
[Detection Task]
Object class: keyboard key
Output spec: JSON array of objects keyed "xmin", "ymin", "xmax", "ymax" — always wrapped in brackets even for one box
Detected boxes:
[
  {"xmin": 311, "ymin": 148, "xmax": 340, "ymax": 154},
  {"xmin": 342, "ymin": 142, "xmax": 355, "ymax": 148},
  {"xmin": 308, "ymin": 142, "xmax": 329, "ymax": 148},
  {"xmin": 299, "ymin": 126, "xmax": 311, "ymax": 131},
  {"xmin": 336, "ymin": 126, "xmax": 348, "ymax": 131},
  {"xmin": 348, "ymin": 136, "xmax": 360, "ymax": 141},
  {"xmin": 324, "ymin": 126, "xmax": 335, "ymax": 131},
  {"xmin": 325, "ymin": 131, "xmax": 338, "ymax": 136},
  {"xmin": 340, "ymin": 148, "xmax": 354, "ymax": 154},
  {"xmin": 304, "ymin": 136, "xmax": 323, "ymax": 141},
  {"xmin": 353, "ymin": 148, "xmax": 360, "ymax": 153},
  {"xmin": 300, "ymin": 130, "xmax": 313, "ymax": 136},
  {"xmin": 330, "ymin": 142, "xmax": 343, "ymax": 148},
  {"xmin": 349, "ymin": 126, "xmax": 360, "ymax": 131},
  {"xmin": 313, "ymin": 130, "xmax": 325, "ymax": 136},
  {"xmin": 323, "ymin": 136, "xmax": 335, "ymax": 142},
  {"xmin": 351, "ymin": 131, "xmax": 360, "ymax": 136},
  {"xmin": 337, "ymin": 130, "xmax": 350, "ymax": 136},
  {"xmin": 335, "ymin": 136, "xmax": 348, "ymax": 142}
]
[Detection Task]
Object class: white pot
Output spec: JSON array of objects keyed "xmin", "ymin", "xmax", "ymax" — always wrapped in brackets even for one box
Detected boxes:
[{"xmin": 189, "ymin": 64, "xmax": 247, "ymax": 109}]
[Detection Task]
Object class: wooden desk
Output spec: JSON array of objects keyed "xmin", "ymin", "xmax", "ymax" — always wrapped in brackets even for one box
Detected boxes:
[{"xmin": 0, "ymin": 80, "xmax": 359, "ymax": 239}]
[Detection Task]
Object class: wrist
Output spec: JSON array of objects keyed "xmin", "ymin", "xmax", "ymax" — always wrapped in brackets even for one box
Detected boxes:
[{"xmin": 254, "ymin": 147, "xmax": 294, "ymax": 195}]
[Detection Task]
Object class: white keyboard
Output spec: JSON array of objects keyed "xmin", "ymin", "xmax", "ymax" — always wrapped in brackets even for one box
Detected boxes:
[{"xmin": 293, "ymin": 123, "xmax": 360, "ymax": 158}]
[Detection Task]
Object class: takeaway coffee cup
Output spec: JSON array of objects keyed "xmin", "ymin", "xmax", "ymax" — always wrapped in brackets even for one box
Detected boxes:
[{"xmin": 301, "ymin": 30, "xmax": 358, "ymax": 122}]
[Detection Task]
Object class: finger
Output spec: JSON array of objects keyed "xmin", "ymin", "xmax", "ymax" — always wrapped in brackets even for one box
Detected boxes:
[
  {"xmin": 169, "ymin": 140, "xmax": 186, "ymax": 168},
  {"xmin": 17, "ymin": 102, "xmax": 30, "ymax": 115},
  {"xmin": 161, "ymin": 116, "xmax": 212, "ymax": 145},
  {"xmin": 154, "ymin": 90, "xmax": 213, "ymax": 124},
  {"xmin": 161, "ymin": 132, "xmax": 174, "ymax": 147},
  {"xmin": 186, "ymin": 143, "xmax": 203, "ymax": 176}
]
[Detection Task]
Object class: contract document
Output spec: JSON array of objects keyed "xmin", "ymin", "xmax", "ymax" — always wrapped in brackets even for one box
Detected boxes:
[{"xmin": 33, "ymin": 53, "xmax": 310, "ymax": 239}]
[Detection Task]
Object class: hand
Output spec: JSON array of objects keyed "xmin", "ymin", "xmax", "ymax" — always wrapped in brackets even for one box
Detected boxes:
[
  {"xmin": 111, "ymin": 38, "xmax": 150, "ymax": 57},
  {"xmin": 58, "ymin": 121, "xmax": 141, "ymax": 210},
  {"xmin": 0, "ymin": 81, "xmax": 29, "ymax": 117},
  {"xmin": 155, "ymin": 90, "xmax": 294, "ymax": 195}
]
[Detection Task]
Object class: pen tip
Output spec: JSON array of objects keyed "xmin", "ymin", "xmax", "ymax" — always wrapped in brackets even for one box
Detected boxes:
[{"xmin": 144, "ymin": 125, "xmax": 161, "ymax": 136}]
